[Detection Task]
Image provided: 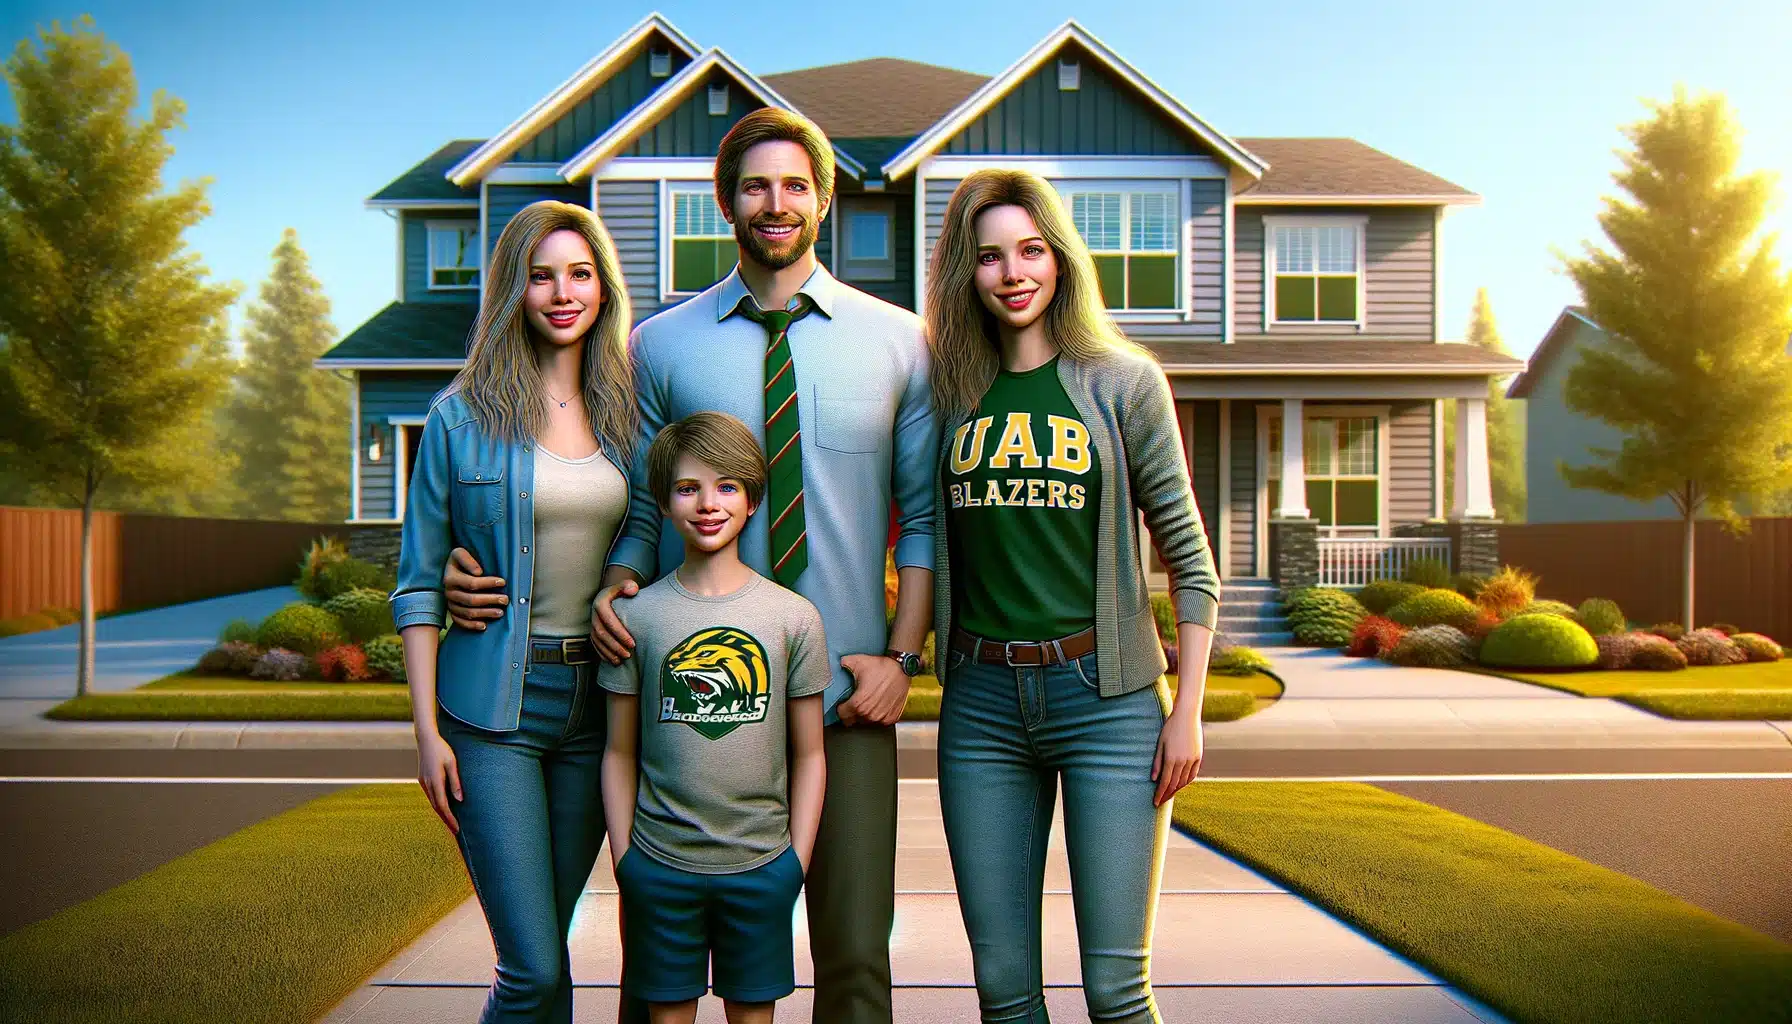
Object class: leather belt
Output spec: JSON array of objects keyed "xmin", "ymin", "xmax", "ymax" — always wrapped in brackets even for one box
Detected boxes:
[
  {"xmin": 950, "ymin": 626, "xmax": 1096, "ymax": 668},
  {"xmin": 529, "ymin": 636, "xmax": 594, "ymax": 665}
]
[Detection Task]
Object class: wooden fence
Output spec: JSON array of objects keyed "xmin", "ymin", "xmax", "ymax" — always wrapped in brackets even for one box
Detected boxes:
[
  {"xmin": 1497, "ymin": 517, "xmax": 1792, "ymax": 641},
  {"xmin": 0, "ymin": 506, "xmax": 369, "ymax": 619}
]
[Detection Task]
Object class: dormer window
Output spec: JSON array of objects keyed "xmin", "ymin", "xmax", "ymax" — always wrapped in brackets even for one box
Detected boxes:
[
  {"xmin": 648, "ymin": 47, "xmax": 671, "ymax": 78},
  {"xmin": 708, "ymin": 83, "xmax": 729, "ymax": 116},
  {"xmin": 1058, "ymin": 59, "xmax": 1080, "ymax": 91}
]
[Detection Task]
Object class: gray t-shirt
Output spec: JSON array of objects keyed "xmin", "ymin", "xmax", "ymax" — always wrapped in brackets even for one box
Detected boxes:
[{"xmin": 598, "ymin": 569, "xmax": 830, "ymax": 873}]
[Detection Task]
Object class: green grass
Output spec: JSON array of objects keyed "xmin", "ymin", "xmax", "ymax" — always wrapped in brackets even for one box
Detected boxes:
[
  {"xmin": 0, "ymin": 785, "xmax": 472, "ymax": 1023},
  {"xmin": 1479, "ymin": 659, "xmax": 1792, "ymax": 698},
  {"xmin": 1173, "ymin": 781, "xmax": 1792, "ymax": 1024},
  {"xmin": 1615, "ymin": 689, "xmax": 1792, "ymax": 720},
  {"xmin": 48, "ymin": 689, "xmax": 412, "ymax": 721},
  {"xmin": 901, "ymin": 670, "xmax": 1284, "ymax": 723}
]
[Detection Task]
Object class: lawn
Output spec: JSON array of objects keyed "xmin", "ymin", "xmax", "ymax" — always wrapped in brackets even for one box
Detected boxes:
[
  {"xmin": 48, "ymin": 675, "xmax": 412, "ymax": 721},
  {"xmin": 1173, "ymin": 781, "xmax": 1792, "ymax": 1024},
  {"xmin": 0, "ymin": 785, "xmax": 470, "ymax": 1023},
  {"xmin": 1473, "ymin": 660, "xmax": 1792, "ymax": 720},
  {"xmin": 902, "ymin": 670, "xmax": 1284, "ymax": 723}
]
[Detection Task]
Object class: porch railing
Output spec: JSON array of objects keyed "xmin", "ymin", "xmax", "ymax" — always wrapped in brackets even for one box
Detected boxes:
[{"xmin": 1317, "ymin": 537, "xmax": 1453, "ymax": 589}]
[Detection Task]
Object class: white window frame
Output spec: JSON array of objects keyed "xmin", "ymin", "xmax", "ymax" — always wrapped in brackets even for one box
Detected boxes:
[
  {"xmin": 1262, "ymin": 214, "xmax": 1368, "ymax": 330},
  {"xmin": 659, "ymin": 179, "xmax": 735, "ymax": 300},
  {"xmin": 1254, "ymin": 404, "xmax": 1390, "ymax": 575},
  {"xmin": 425, "ymin": 220, "xmax": 480, "ymax": 291},
  {"xmin": 388, "ymin": 414, "xmax": 428, "ymax": 521},
  {"xmin": 839, "ymin": 196, "xmax": 895, "ymax": 282},
  {"xmin": 1054, "ymin": 180, "xmax": 1184, "ymax": 321}
]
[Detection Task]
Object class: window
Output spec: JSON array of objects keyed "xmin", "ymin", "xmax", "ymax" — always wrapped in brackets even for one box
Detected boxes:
[
  {"xmin": 708, "ymin": 83, "xmax": 729, "ymax": 116},
  {"xmin": 1268, "ymin": 218, "xmax": 1362, "ymax": 323},
  {"xmin": 839, "ymin": 197, "xmax": 894, "ymax": 282},
  {"xmin": 648, "ymin": 48, "xmax": 671, "ymax": 78},
  {"xmin": 1267, "ymin": 415, "xmax": 1380, "ymax": 530},
  {"xmin": 669, "ymin": 185, "xmax": 734, "ymax": 294},
  {"xmin": 427, "ymin": 222, "xmax": 478, "ymax": 289},
  {"xmin": 1062, "ymin": 187, "xmax": 1178, "ymax": 311},
  {"xmin": 1058, "ymin": 59, "xmax": 1080, "ymax": 91}
]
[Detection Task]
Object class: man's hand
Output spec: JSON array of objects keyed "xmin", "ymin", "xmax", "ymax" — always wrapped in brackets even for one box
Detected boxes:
[
  {"xmin": 837, "ymin": 654, "xmax": 911, "ymax": 726},
  {"xmin": 589, "ymin": 580, "xmax": 639, "ymax": 665},
  {"xmin": 444, "ymin": 548, "xmax": 506, "ymax": 631}
]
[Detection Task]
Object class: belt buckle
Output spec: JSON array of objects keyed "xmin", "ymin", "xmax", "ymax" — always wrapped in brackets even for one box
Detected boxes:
[
  {"xmin": 560, "ymin": 638, "xmax": 588, "ymax": 665},
  {"xmin": 1002, "ymin": 640, "xmax": 1028, "ymax": 667}
]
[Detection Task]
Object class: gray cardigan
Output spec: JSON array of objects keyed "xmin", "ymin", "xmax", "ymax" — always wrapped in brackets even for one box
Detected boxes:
[{"xmin": 931, "ymin": 346, "xmax": 1222, "ymax": 697}]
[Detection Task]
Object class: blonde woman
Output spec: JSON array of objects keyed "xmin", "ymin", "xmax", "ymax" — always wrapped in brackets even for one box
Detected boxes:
[
  {"xmin": 926, "ymin": 169, "xmax": 1221, "ymax": 1024},
  {"xmin": 391, "ymin": 200, "xmax": 637, "ymax": 1022}
]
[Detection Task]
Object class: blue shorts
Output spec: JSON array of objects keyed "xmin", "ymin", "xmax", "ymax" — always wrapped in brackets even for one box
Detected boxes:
[{"xmin": 616, "ymin": 844, "xmax": 805, "ymax": 1003}]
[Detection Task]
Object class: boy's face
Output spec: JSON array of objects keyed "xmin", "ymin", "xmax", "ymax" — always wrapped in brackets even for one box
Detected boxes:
[{"xmin": 666, "ymin": 453, "xmax": 756, "ymax": 554}]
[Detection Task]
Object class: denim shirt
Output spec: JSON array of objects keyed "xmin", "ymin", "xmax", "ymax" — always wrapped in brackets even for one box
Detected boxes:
[{"xmin": 390, "ymin": 385, "xmax": 629, "ymax": 732}]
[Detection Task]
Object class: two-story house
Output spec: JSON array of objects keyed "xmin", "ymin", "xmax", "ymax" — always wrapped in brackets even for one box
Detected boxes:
[{"xmin": 319, "ymin": 13, "xmax": 1525, "ymax": 590}]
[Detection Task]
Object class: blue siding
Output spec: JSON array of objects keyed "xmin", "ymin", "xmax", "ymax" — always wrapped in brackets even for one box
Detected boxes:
[
  {"xmin": 403, "ymin": 212, "xmax": 480, "ymax": 303},
  {"xmin": 622, "ymin": 70, "xmax": 763, "ymax": 157},
  {"xmin": 597, "ymin": 179, "xmax": 661, "ymax": 323},
  {"xmin": 942, "ymin": 42, "xmax": 1200, "ymax": 157},
  {"xmin": 485, "ymin": 183, "xmax": 589, "ymax": 260},
  {"xmin": 512, "ymin": 38, "xmax": 692, "ymax": 163},
  {"xmin": 830, "ymin": 189, "xmax": 910, "ymax": 310},
  {"xmin": 358, "ymin": 372, "xmax": 459, "ymax": 520}
]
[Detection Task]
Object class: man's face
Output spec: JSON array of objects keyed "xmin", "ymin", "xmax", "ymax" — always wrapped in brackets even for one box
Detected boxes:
[{"xmin": 725, "ymin": 139, "xmax": 825, "ymax": 272}]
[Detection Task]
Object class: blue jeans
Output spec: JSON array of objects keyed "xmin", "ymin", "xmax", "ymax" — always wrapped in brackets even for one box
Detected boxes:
[
  {"xmin": 437, "ymin": 656, "xmax": 607, "ymax": 1023},
  {"xmin": 938, "ymin": 647, "xmax": 1172, "ymax": 1024}
]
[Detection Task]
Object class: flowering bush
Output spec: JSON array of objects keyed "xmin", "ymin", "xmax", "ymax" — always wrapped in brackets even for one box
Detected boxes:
[
  {"xmin": 1475, "ymin": 566, "xmax": 1539, "ymax": 621},
  {"xmin": 197, "ymin": 641, "xmax": 263, "ymax": 675},
  {"xmin": 1595, "ymin": 632, "xmax": 1682, "ymax": 671},
  {"xmin": 1345, "ymin": 616, "xmax": 1407, "ymax": 658},
  {"xmin": 1675, "ymin": 629, "xmax": 1747, "ymax": 667},
  {"xmin": 1646, "ymin": 623, "xmax": 1686, "ymax": 643},
  {"xmin": 1706, "ymin": 623, "xmax": 1741, "ymax": 636},
  {"xmin": 251, "ymin": 648, "xmax": 312, "ymax": 681},
  {"xmin": 1729, "ymin": 633, "xmax": 1782, "ymax": 662},
  {"xmin": 317, "ymin": 644, "xmax": 373, "ymax": 682},
  {"xmin": 1386, "ymin": 625, "xmax": 1474, "ymax": 669},
  {"xmin": 1630, "ymin": 639, "xmax": 1689, "ymax": 671}
]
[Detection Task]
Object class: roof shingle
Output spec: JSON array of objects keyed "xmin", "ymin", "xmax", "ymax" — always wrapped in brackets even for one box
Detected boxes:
[
  {"xmin": 369, "ymin": 140, "xmax": 484, "ymax": 204},
  {"xmin": 320, "ymin": 302, "xmax": 478, "ymax": 363},
  {"xmin": 763, "ymin": 58, "xmax": 989, "ymax": 139},
  {"xmin": 1235, "ymin": 138, "xmax": 1474, "ymax": 201},
  {"xmin": 1143, "ymin": 339, "xmax": 1524, "ymax": 373}
]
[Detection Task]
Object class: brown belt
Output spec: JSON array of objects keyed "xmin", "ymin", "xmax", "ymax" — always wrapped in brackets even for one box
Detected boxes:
[
  {"xmin": 950, "ymin": 626, "xmax": 1096, "ymax": 667},
  {"xmin": 529, "ymin": 636, "xmax": 594, "ymax": 665}
]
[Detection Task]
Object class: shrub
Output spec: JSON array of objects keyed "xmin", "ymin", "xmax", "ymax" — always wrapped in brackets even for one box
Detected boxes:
[
  {"xmin": 1731, "ymin": 633, "xmax": 1783, "ymax": 662},
  {"xmin": 42, "ymin": 606, "xmax": 79, "ymax": 626},
  {"xmin": 1478, "ymin": 613, "xmax": 1599, "ymax": 669},
  {"xmin": 1464, "ymin": 610, "xmax": 1503, "ymax": 647},
  {"xmin": 1163, "ymin": 644, "xmax": 1178, "ymax": 675},
  {"xmin": 255, "ymin": 602, "xmax": 344, "ymax": 656},
  {"xmin": 1400, "ymin": 556, "xmax": 1454, "ymax": 590},
  {"xmin": 1387, "ymin": 589, "xmax": 1481, "ymax": 631},
  {"xmin": 313, "ymin": 558, "xmax": 394, "ymax": 603},
  {"xmin": 1706, "ymin": 622, "xmax": 1741, "ymax": 637},
  {"xmin": 1345, "ymin": 615, "xmax": 1408, "ymax": 658},
  {"xmin": 316, "ymin": 644, "xmax": 374, "ymax": 682},
  {"xmin": 1357, "ymin": 579, "xmax": 1426, "ymax": 615},
  {"xmin": 1285, "ymin": 589, "xmax": 1367, "ymax": 648},
  {"xmin": 1451, "ymin": 572, "xmax": 1490, "ymax": 601},
  {"xmin": 363, "ymin": 635, "xmax": 407, "ymax": 682},
  {"xmin": 218, "ymin": 618, "xmax": 259, "ymax": 644},
  {"xmin": 1386, "ymin": 625, "xmax": 1474, "ymax": 669},
  {"xmin": 0, "ymin": 612, "xmax": 62, "ymax": 637},
  {"xmin": 922, "ymin": 631, "xmax": 937, "ymax": 676},
  {"xmin": 295, "ymin": 536, "xmax": 351, "ymax": 601},
  {"xmin": 197, "ymin": 641, "xmax": 264, "ymax": 675},
  {"xmin": 1150, "ymin": 592, "xmax": 1176, "ymax": 644},
  {"xmin": 1279, "ymin": 586, "xmax": 1319, "ymax": 612},
  {"xmin": 1675, "ymin": 629, "xmax": 1747, "ymax": 667},
  {"xmin": 1594, "ymin": 632, "xmax": 1683, "ymax": 671},
  {"xmin": 324, "ymin": 588, "xmax": 394, "ymax": 643},
  {"xmin": 251, "ymin": 648, "xmax": 312, "ymax": 681},
  {"xmin": 1210, "ymin": 645, "xmax": 1271, "ymax": 677},
  {"xmin": 1630, "ymin": 639, "xmax": 1689, "ymax": 671},
  {"xmin": 1475, "ymin": 566, "xmax": 1538, "ymax": 620},
  {"xmin": 1646, "ymin": 622, "xmax": 1686, "ymax": 643},
  {"xmin": 1575, "ymin": 598, "xmax": 1628, "ymax": 637}
]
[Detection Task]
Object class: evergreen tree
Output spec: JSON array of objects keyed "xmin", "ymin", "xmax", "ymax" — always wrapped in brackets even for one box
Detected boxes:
[
  {"xmin": 1560, "ymin": 87, "xmax": 1792, "ymax": 629},
  {"xmin": 226, "ymin": 228, "xmax": 349, "ymax": 522},
  {"xmin": 0, "ymin": 18, "xmax": 238, "ymax": 694},
  {"xmin": 1444, "ymin": 289, "xmax": 1528, "ymax": 521}
]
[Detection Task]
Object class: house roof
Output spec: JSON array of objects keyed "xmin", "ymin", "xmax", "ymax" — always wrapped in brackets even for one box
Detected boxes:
[
  {"xmin": 317, "ymin": 302, "xmax": 478, "ymax": 365},
  {"xmin": 761, "ymin": 58, "xmax": 990, "ymax": 139},
  {"xmin": 1144, "ymin": 339, "xmax": 1525, "ymax": 376},
  {"xmin": 367, "ymin": 140, "xmax": 483, "ymax": 206},
  {"xmin": 1506, "ymin": 306, "xmax": 1597, "ymax": 399},
  {"xmin": 1235, "ymin": 138, "xmax": 1478, "ymax": 206}
]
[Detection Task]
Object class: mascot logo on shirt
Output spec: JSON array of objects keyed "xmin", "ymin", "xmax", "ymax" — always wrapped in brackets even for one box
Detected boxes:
[{"xmin": 659, "ymin": 627, "xmax": 771, "ymax": 740}]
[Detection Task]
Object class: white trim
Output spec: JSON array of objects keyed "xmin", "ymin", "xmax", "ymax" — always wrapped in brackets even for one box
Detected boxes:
[
  {"xmin": 1221, "ymin": 173, "xmax": 1234, "ymax": 344},
  {"xmin": 1217, "ymin": 398, "xmax": 1232, "ymax": 578},
  {"xmin": 1451, "ymin": 396, "xmax": 1497, "ymax": 519},
  {"xmin": 1169, "ymin": 376, "xmax": 1496, "ymax": 401},
  {"xmin": 560, "ymin": 48, "xmax": 866, "ymax": 182},
  {"xmin": 660, "ymin": 179, "xmax": 728, "ymax": 301},
  {"xmin": 1180, "ymin": 177, "xmax": 1194, "ymax": 324},
  {"xmin": 1155, "ymin": 361, "xmax": 1521, "ymax": 377},
  {"xmin": 1262, "ymin": 214, "xmax": 1369, "ymax": 331},
  {"xmin": 1235, "ymin": 194, "xmax": 1482, "ymax": 207},
  {"xmin": 1257, "ymin": 404, "xmax": 1394, "ymax": 568},
  {"xmin": 920, "ymin": 154, "xmax": 1224, "ymax": 180},
  {"xmin": 390, "ymin": 416, "xmax": 428, "ymax": 520},
  {"xmin": 392, "ymin": 211, "xmax": 403, "ymax": 301},
  {"xmin": 349, "ymin": 375, "xmax": 362, "ymax": 521},
  {"xmin": 478, "ymin": 182, "xmax": 488, "ymax": 293},
  {"xmin": 386, "ymin": 414, "xmax": 428, "ymax": 425},
  {"xmin": 839, "ymin": 196, "xmax": 896, "ymax": 282},
  {"xmin": 446, "ymin": 13, "xmax": 702, "ymax": 186},
  {"xmin": 914, "ymin": 173, "xmax": 928, "ymax": 314},
  {"xmin": 594, "ymin": 157, "xmax": 715, "ymax": 181},
  {"xmin": 1432, "ymin": 206, "xmax": 1445, "ymax": 341},
  {"xmin": 829, "ymin": 197, "xmax": 840, "ymax": 275},
  {"xmin": 424, "ymin": 218, "xmax": 480, "ymax": 291},
  {"xmin": 1055, "ymin": 179, "xmax": 1183, "ymax": 316},
  {"xmin": 590, "ymin": 175, "xmax": 599, "ymax": 211},
  {"xmin": 1433, "ymin": 398, "xmax": 1445, "ymax": 519},
  {"xmin": 483, "ymin": 164, "xmax": 570, "ymax": 185},
  {"xmin": 314, "ymin": 358, "xmax": 466, "ymax": 370},
  {"xmin": 364, "ymin": 199, "xmax": 478, "ymax": 211},
  {"xmin": 880, "ymin": 20, "xmax": 1267, "ymax": 182}
]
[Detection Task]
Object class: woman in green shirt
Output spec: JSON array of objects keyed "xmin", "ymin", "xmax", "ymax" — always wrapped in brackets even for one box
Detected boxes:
[{"xmin": 925, "ymin": 168, "xmax": 1222, "ymax": 1024}]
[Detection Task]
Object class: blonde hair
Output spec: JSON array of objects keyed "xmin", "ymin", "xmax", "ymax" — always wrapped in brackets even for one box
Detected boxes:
[
  {"xmin": 925, "ymin": 169, "xmax": 1145, "ymax": 421},
  {"xmin": 452, "ymin": 201, "xmax": 637, "ymax": 459},
  {"xmin": 647, "ymin": 412, "xmax": 768, "ymax": 512},
  {"xmin": 714, "ymin": 107, "xmax": 836, "ymax": 216}
]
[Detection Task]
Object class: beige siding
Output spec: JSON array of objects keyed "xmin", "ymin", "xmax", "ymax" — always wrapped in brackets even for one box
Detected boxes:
[
  {"xmin": 1389, "ymin": 399, "xmax": 1436, "ymax": 527},
  {"xmin": 1233, "ymin": 207, "xmax": 1435, "ymax": 340},
  {"xmin": 597, "ymin": 181, "xmax": 661, "ymax": 323}
]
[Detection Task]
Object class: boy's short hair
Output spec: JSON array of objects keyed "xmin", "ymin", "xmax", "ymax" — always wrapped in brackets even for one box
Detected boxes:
[{"xmin": 647, "ymin": 411, "xmax": 768, "ymax": 511}]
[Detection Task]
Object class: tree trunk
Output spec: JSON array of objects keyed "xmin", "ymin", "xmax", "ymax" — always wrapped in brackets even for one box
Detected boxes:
[
  {"xmin": 78, "ymin": 477, "xmax": 96, "ymax": 698},
  {"xmin": 1681, "ymin": 496, "xmax": 1696, "ymax": 633}
]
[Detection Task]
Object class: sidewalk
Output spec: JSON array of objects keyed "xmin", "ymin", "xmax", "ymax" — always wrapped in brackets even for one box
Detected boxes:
[
  {"xmin": 320, "ymin": 779, "xmax": 1508, "ymax": 1023},
  {"xmin": 0, "ymin": 586, "xmax": 300, "ymax": 699}
]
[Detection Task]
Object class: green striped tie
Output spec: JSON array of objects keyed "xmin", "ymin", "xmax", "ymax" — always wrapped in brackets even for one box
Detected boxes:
[{"xmin": 740, "ymin": 296, "xmax": 815, "ymax": 587}]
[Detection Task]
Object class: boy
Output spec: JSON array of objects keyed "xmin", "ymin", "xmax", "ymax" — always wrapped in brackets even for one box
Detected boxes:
[{"xmin": 599, "ymin": 411, "xmax": 829, "ymax": 1024}]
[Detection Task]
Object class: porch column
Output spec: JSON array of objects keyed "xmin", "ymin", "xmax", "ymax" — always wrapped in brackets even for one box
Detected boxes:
[
  {"xmin": 1452, "ymin": 396, "xmax": 1496, "ymax": 519},
  {"xmin": 1275, "ymin": 398, "xmax": 1309, "ymax": 518}
]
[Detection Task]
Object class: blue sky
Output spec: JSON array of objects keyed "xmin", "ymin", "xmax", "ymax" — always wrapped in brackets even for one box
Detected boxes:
[{"xmin": 3, "ymin": 0, "xmax": 1788, "ymax": 363}]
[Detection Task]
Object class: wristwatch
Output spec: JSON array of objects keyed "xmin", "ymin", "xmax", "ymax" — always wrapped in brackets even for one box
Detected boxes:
[{"xmin": 885, "ymin": 648, "xmax": 924, "ymax": 677}]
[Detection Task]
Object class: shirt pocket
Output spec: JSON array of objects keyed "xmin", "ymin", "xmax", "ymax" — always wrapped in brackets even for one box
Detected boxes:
[
  {"xmin": 452, "ymin": 466, "xmax": 505, "ymax": 528},
  {"xmin": 811, "ymin": 392, "xmax": 884, "ymax": 455}
]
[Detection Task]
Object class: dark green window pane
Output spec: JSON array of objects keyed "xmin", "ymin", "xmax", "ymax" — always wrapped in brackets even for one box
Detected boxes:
[
  {"xmin": 1305, "ymin": 480, "xmax": 1333, "ymax": 526},
  {"xmin": 1335, "ymin": 480, "xmax": 1378, "ymax": 526},
  {"xmin": 712, "ymin": 239, "xmax": 736, "ymax": 283},
  {"xmin": 1093, "ymin": 254, "xmax": 1125, "ymax": 309},
  {"xmin": 1318, "ymin": 276, "xmax": 1358, "ymax": 320},
  {"xmin": 674, "ymin": 239, "xmax": 727, "ymax": 293},
  {"xmin": 1128, "ymin": 255, "xmax": 1176, "ymax": 308},
  {"xmin": 1276, "ymin": 275, "xmax": 1316, "ymax": 320}
]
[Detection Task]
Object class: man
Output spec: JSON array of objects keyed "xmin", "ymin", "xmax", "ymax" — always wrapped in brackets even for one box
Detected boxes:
[{"xmin": 442, "ymin": 107, "xmax": 936, "ymax": 1024}]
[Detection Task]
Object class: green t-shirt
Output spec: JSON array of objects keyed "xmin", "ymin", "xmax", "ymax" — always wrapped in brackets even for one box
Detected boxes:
[{"xmin": 946, "ymin": 356, "xmax": 1100, "ymax": 641}]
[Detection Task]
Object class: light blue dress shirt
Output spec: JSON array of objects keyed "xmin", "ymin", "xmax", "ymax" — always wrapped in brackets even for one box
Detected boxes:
[{"xmin": 606, "ymin": 263, "xmax": 938, "ymax": 725}]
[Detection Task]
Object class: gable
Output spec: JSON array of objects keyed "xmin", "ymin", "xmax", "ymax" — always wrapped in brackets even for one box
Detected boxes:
[
  {"xmin": 511, "ymin": 33, "xmax": 694, "ymax": 164},
  {"xmin": 620, "ymin": 66, "xmax": 764, "ymax": 158},
  {"xmin": 939, "ymin": 41, "xmax": 1200, "ymax": 158}
]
